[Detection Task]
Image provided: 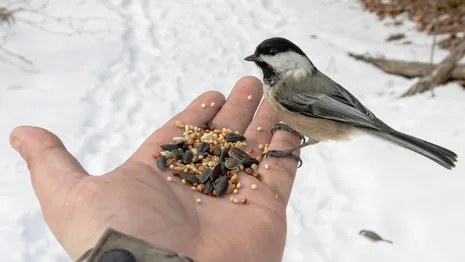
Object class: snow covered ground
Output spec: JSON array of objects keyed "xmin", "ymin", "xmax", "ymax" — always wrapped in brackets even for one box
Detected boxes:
[{"xmin": 1, "ymin": 0, "xmax": 464, "ymax": 261}]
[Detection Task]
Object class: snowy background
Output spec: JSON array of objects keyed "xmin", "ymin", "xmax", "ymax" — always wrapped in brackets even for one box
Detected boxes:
[{"xmin": 1, "ymin": 0, "xmax": 464, "ymax": 261}]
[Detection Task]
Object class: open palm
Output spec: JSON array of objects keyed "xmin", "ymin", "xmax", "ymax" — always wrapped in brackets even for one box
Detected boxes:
[{"xmin": 10, "ymin": 77, "xmax": 302, "ymax": 262}]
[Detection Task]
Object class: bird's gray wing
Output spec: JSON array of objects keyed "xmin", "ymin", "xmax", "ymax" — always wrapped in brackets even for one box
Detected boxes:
[{"xmin": 276, "ymin": 80, "xmax": 393, "ymax": 132}]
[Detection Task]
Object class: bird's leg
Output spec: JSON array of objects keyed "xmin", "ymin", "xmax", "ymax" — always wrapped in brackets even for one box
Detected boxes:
[
  {"xmin": 264, "ymin": 137, "xmax": 319, "ymax": 168},
  {"xmin": 271, "ymin": 123, "xmax": 306, "ymax": 145}
]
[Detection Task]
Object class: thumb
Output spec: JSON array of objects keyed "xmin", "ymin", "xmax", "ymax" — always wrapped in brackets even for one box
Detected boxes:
[{"xmin": 10, "ymin": 126, "xmax": 88, "ymax": 204}]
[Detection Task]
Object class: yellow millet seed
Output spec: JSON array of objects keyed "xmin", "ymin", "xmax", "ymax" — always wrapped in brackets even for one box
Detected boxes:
[
  {"xmin": 175, "ymin": 121, "xmax": 184, "ymax": 128},
  {"xmin": 196, "ymin": 198, "xmax": 203, "ymax": 204},
  {"xmin": 257, "ymin": 126, "xmax": 262, "ymax": 131},
  {"xmin": 211, "ymin": 102, "xmax": 215, "ymax": 107},
  {"xmin": 265, "ymin": 164, "xmax": 269, "ymax": 169},
  {"xmin": 167, "ymin": 176, "xmax": 173, "ymax": 182},
  {"xmin": 251, "ymin": 184, "xmax": 257, "ymax": 190},
  {"xmin": 201, "ymin": 103, "xmax": 206, "ymax": 108},
  {"xmin": 247, "ymin": 95, "xmax": 252, "ymax": 101}
]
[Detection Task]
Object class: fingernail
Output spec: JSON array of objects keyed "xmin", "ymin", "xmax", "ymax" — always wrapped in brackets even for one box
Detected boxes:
[{"xmin": 10, "ymin": 136, "xmax": 21, "ymax": 152}]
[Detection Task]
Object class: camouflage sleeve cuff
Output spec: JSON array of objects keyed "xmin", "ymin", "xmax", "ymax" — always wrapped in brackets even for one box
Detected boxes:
[{"xmin": 75, "ymin": 228, "xmax": 197, "ymax": 262}]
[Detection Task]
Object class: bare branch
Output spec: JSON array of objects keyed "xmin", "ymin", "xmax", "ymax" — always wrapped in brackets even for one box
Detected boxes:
[
  {"xmin": 0, "ymin": 44, "xmax": 33, "ymax": 65},
  {"xmin": 401, "ymin": 37, "xmax": 465, "ymax": 97},
  {"xmin": 348, "ymin": 52, "xmax": 465, "ymax": 81}
]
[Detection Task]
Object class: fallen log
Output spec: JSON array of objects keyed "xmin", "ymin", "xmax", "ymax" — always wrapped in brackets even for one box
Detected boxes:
[
  {"xmin": 401, "ymin": 37, "xmax": 465, "ymax": 97},
  {"xmin": 348, "ymin": 52, "xmax": 465, "ymax": 81}
]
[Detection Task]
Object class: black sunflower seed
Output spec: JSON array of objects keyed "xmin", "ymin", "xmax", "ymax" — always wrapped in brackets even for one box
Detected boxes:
[
  {"xmin": 203, "ymin": 180, "xmax": 213, "ymax": 194},
  {"xmin": 196, "ymin": 142, "xmax": 210, "ymax": 154},
  {"xmin": 225, "ymin": 132, "xmax": 246, "ymax": 142},
  {"xmin": 160, "ymin": 144, "xmax": 180, "ymax": 151},
  {"xmin": 220, "ymin": 161, "xmax": 227, "ymax": 175},
  {"xmin": 200, "ymin": 120, "xmax": 212, "ymax": 129},
  {"xmin": 176, "ymin": 141, "xmax": 186, "ymax": 148},
  {"xmin": 215, "ymin": 176, "xmax": 229, "ymax": 197},
  {"xmin": 182, "ymin": 151, "xmax": 194, "ymax": 164},
  {"xmin": 219, "ymin": 147, "xmax": 229, "ymax": 162},
  {"xmin": 163, "ymin": 151, "xmax": 175, "ymax": 159},
  {"xmin": 156, "ymin": 155, "xmax": 167, "ymax": 171},
  {"xmin": 241, "ymin": 157, "xmax": 260, "ymax": 168},
  {"xmin": 213, "ymin": 145, "xmax": 222, "ymax": 156},
  {"xmin": 210, "ymin": 162, "xmax": 222, "ymax": 181},
  {"xmin": 199, "ymin": 168, "xmax": 211, "ymax": 184},
  {"xmin": 180, "ymin": 142, "xmax": 190, "ymax": 152},
  {"xmin": 173, "ymin": 149, "xmax": 183, "ymax": 160},
  {"xmin": 225, "ymin": 157, "xmax": 241, "ymax": 169},
  {"xmin": 179, "ymin": 172, "xmax": 199, "ymax": 183},
  {"xmin": 229, "ymin": 146, "xmax": 250, "ymax": 161}
]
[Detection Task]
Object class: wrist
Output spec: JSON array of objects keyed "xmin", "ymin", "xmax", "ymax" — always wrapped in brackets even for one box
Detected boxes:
[{"xmin": 75, "ymin": 227, "xmax": 197, "ymax": 262}]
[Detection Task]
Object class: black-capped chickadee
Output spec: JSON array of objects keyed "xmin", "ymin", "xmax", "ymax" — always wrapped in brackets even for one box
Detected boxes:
[
  {"xmin": 244, "ymin": 37, "xmax": 458, "ymax": 169},
  {"xmin": 359, "ymin": 229, "xmax": 393, "ymax": 244}
]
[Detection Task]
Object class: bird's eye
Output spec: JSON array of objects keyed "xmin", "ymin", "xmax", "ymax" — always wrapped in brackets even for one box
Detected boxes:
[{"xmin": 269, "ymin": 48, "xmax": 278, "ymax": 55}]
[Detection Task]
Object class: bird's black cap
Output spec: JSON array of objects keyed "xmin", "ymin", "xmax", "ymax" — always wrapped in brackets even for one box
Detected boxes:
[{"xmin": 244, "ymin": 37, "xmax": 307, "ymax": 61}]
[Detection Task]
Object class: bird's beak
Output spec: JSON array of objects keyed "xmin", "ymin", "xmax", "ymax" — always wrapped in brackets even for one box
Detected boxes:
[{"xmin": 244, "ymin": 54, "xmax": 259, "ymax": 62}]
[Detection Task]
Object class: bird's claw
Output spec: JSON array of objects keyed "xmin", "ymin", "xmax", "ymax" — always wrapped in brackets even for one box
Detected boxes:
[
  {"xmin": 271, "ymin": 123, "xmax": 306, "ymax": 145},
  {"xmin": 264, "ymin": 149, "xmax": 303, "ymax": 168}
]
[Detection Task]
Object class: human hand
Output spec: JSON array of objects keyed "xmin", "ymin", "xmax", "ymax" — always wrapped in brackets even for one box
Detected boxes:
[{"xmin": 9, "ymin": 76, "xmax": 302, "ymax": 262}]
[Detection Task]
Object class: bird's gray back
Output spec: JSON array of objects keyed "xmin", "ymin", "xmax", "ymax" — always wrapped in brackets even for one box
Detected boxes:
[{"xmin": 274, "ymin": 69, "xmax": 395, "ymax": 133}]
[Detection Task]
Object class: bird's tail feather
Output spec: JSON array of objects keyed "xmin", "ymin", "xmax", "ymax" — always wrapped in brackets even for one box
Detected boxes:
[{"xmin": 367, "ymin": 130, "xmax": 458, "ymax": 169}]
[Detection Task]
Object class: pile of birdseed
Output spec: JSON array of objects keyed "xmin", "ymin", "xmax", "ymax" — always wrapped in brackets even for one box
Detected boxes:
[{"xmin": 152, "ymin": 120, "xmax": 270, "ymax": 203}]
